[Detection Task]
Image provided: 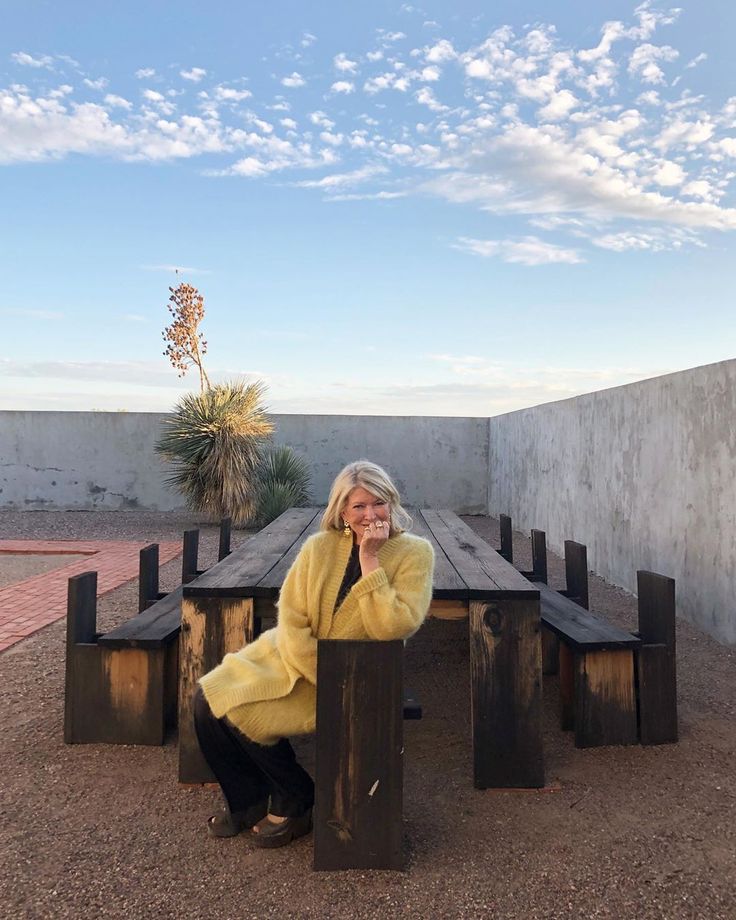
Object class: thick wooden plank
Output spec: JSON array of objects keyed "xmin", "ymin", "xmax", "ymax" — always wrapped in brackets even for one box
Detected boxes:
[
  {"xmin": 64, "ymin": 572, "xmax": 101, "ymax": 744},
  {"xmin": 218, "ymin": 517, "xmax": 232, "ymax": 561},
  {"xmin": 182, "ymin": 529, "xmax": 200, "ymax": 584},
  {"xmin": 469, "ymin": 599, "xmax": 544, "ymax": 789},
  {"xmin": 428, "ymin": 599, "xmax": 468, "ymax": 620},
  {"xmin": 531, "ymin": 530, "xmax": 548, "ymax": 584},
  {"xmin": 178, "ymin": 596, "xmax": 255, "ymax": 783},
  {"xmin": 499, "ymin": 514, "xmax": 513, "ymax": 563},
  {"xmin": 636, "ymin": 570, "xmax": 677, "ymax": 744},
  {"xmin": 422, "ymin": 510, "xmax": 538, "ymax": 598},
  {"xmin": 138, "ymin": 544, "xmax": 160, "ymax": 613},
  {"xmin": 541, "ymin": 626, "xmax": 559, "ymax": 675},
  {"xmin": 99, "ymin": 587, "xmax": 183, "ymax": 649},
  {"xmin": 559, "ymin": 641, "xmax": 574, "ymax": 730},
  {"xmin": 257, "ymin": 512, "xmax": 323, "ymax": 591},
  {"xmin": 538, "ymin": 583, "xmax": 640, "ymax": 650},
  {"xmin": 314, "ymin": 640, "xmax": 404, "ymax": 871},
  {"xmin": 184, "ymin": 508, "xmax": 320, "ymax": 597},
  {"xmin": 411, "ymin": 510, "xmax": 467, "ymax": 598},
  {"xmin": 574, "ymin": 649, "xmax": 638, "ymax": 747},
  {"xmin": 564, "ymin": 541, "xmax": 589, "ymax": 609}
]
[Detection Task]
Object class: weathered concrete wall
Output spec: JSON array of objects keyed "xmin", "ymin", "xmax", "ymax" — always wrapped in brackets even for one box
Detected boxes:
[
  {"xmin": 488, "ymin": 359, "xmax": 736, "ymax": 645},
  {"xmin": 0, "ymin": 411, "xmax": 488, "ymax": 514}
]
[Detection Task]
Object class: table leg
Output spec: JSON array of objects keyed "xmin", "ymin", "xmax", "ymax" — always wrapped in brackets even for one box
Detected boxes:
[
  {"xmin": 178, "ymin": 596, "xmax": 254, "ymax": 784},
  {"xmin": 469, "ymin": 597, "xmax": 545, "ymax": 789}
]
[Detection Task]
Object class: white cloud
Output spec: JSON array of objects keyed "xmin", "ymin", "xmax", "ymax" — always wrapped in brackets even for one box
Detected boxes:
[
  {"xmin": 426, "ymin": 39, "xmax": 456, "ymax": 64},
  {"xmin": 309, "ymin": 110, "xmax": 334, "ymax": 129},
  {"xmin": 104, "ymin": 94, "xmax": 132, "ymax": 109},
  {"xmin": 281, "ymin": 72, "xmax": 305, "ymax": 88},
  {"xmin": 366, "ymin": 50, "xmax": 384, "ymax": 63},
  {"xmin": 135, "ymin": 68, "xmax": 156, "ymax": 79},
  {"xmin": 454, "ymin": 235, "xmax": 584, "ymax": 265},
  {"xmin": 650, "ymin": 160, "xmax": 685, "ymax": 187},
  {"xmin": 420, "ymin": 66, "xmax": 440, "ymax": 82},
  {"xmin": 538, "ymin": 90, "xmax": 579, "ymax": 121},
  {"xmin": 334, "ymin": 53, "xmax": 358, "ymax": 73},
  {"xmin": 181, "ymin": 67, "xmax": 207, "ymax": 82},
  {"xmin": 280, "ymin": 117, "xmax": 298, "ymax": 130},
  {"xmin": 328, "ymin": 190, "xmax": 406, "ymax": 201},
  {"xmin": 11, "ymin": 51, "xmax": 54, "ymax": 69},
  {"xmin": 214, "ymin": 86, "xmax": 252, "ymax": 102},
  {"xmin": 685, "ymin": 52, "xmax": 707, "ymax": 70},
  {"xmin": 83, "ymin": 77, "xmax": 108, "ymax": 91},
  {"xmin": 301, "ymin": 32, "xmax": 317, "ymax": 48},
  {"xmin": 628, "ymin": 43, "xmax": 678, "ymax": 85},
  {"xmin": 294, "ymin": 163, "xmax": 387, "ymax": 189},
  {"xmin": 330, "ymin": 81, "xmax": 355, "ymax": 94}
]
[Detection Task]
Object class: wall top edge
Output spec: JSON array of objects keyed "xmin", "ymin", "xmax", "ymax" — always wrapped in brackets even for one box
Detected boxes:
[
  {"xmin": 0, "ymin": 410, "xmax": 490, "ymax": 422},
  {"xmin": 487, "ymin": 355, "xmax": 736, "ymax": 422}
]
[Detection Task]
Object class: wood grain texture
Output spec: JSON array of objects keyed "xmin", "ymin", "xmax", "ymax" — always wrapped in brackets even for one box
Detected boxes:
[
  {"xmin": 183, "ymin": 508, "xmax": 320, "ymax": 597},
  {"xmin": 574, "ymin": 649, "xmax": 637, "ymax": 748},
  {"xmin": 636, "ymin": 570, "xmax": 677, "ymax": 744},
  {"xmin": 421, "ymin": 510, "xmax": 538, "ymax": 598},
  {"xmin": 559, "ymin": 641, "xmax": 574, "ymax": 731},
  {"xmin": 564, "ymin": 541, "xmax": 589, "ymax": 610},
  {"xmin": 541, "ymin": 626, "xmax": 559, "ymax": 676},
  {"xmin": 411, "ymin": 510, "xmax": 467, "ymax": 598},
  {"xmin": 314, "ymin": 640, "xmax": 404, "ymax": 871},
  {"xmin": 428, "ymin": 599, "xmax": 469, "ymax": 620},
  {"xmin": 177, "ymin": 596, "xmax": 254, "ymax": 783},
  {"xmin": 499, "ymin": 514, "xmax": 513, "ymax": 563},
  {"xmin": 64, "ymin": 572, "xmax": 99, "ymax": 744},
  {"xmin": 138, "ymin": 544, "xmax": 159, "ymax": 613},
  {"xmin": 538, "ymin": 583, "xmax": 640, "ymax": 650},
  {"xmin": 469, "ymin": 599, "xmax": 544, "ymax": 789}
]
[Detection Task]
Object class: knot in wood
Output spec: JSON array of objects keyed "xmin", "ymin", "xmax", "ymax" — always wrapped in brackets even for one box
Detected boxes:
[{"xmin": 482, "ymin": 604, "xmax": 502, "ymax": 636}]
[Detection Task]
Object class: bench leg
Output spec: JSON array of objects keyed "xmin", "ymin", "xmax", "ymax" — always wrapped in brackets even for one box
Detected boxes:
[
  {"xmin": 542, "ymin": 627, "xmax": 559, "ymax": 675},
  {"xmin": 558, "ymin": 642, "xmax": 575, "ymax": 731},
  {"xmin": 314, "ymin": 640, "xmax": 404, "ymax": 871},
  {"xmin": 574, "ymin": 650, "xmax": 637, "ymax": 747},
  {"xmin": 178, "ymin": 596, "xmax": 254, "ymax": 783},
  {"xmin": 636, "ymin": 570, "xmax": 677, "ymax": 745},
  {"xmin": 469, "ymin": 599, "xmax": 544, "ymax": 789}
]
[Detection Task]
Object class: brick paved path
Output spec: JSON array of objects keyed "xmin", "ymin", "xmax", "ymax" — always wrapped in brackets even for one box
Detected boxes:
[{"xmin": 0, "ymin": 540, "xmax": 182, "ymax": 653}]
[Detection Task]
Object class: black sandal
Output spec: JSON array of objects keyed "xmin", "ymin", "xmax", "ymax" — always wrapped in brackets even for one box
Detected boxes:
[
  {"xmin": 207, "ymin": 803, "xmax": 267, "ymax": 838},
  {"xmin": 250, "ymin": 808, "xmax": 313, "ymax": 849}
]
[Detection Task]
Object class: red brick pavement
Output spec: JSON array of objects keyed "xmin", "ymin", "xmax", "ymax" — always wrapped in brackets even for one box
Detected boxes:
[{"xmin": 0, "ymin": 540, "xmax": 182, "ymax": 653}]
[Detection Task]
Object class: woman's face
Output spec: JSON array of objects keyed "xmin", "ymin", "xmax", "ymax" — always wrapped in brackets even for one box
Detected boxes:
[{"xmin": 342, "ymin": 486, "xmax": 390, "ymax": 543}]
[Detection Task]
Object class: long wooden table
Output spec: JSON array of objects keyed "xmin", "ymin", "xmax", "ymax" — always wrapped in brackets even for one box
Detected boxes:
[{"xmin": 178, "ymin": 507, "xmax": 544, "ymax": 789}]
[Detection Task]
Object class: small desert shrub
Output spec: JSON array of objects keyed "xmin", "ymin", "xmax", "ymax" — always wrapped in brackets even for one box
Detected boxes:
[
  {"xmin": 156, "ymin": 381, "xmax": 273, "ymax": 526},
  {"xmin": 254, "ymin": 445, "xmax": 312, "ymax": 526}
]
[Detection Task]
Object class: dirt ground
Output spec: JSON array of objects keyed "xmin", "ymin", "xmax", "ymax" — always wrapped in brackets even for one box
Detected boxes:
[{"xmin": 0, "ymin": 511, "xmax": 734, "ymax": 920}]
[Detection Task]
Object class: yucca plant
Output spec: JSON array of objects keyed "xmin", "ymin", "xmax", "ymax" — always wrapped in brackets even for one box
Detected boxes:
[
  {"xmin": 254, "ymin": 445, "xmax": 312, "ymax": 526},
  {"xmin": 156, "ymin": 381, "xmax": 274, "ymax": 526}
]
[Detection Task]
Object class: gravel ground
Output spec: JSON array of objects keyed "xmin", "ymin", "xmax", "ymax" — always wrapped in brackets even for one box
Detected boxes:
[
  {"xmin": 0, "ymin": 555, "xmax": 88, "ymax": 589},
  {"xmin": 0, "ymin": 511, "xmax": 734, "ymax": 920}
]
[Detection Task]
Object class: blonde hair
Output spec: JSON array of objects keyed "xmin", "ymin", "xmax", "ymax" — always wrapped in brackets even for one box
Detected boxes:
[{"xmin": 321, "ymin": 460, "xmax": 412, "ymax": 536}]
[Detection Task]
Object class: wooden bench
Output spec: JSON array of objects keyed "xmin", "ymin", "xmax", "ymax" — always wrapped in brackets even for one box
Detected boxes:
[
  {"xmin": 314, "ymin": 639, "xmax": 421, "ymax": 871},
  {"xmin": 520, "ymin": 528, "xmax": 677, "ymax": 747},
  {"xmin": 64, "ymin": 522, "xmax": 231, "ymax": 746}
]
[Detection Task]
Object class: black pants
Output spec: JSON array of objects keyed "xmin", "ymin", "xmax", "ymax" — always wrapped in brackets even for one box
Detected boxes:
[{"xmin": 193, "ymin": 687, "xmax": 314, "ymax": 819}]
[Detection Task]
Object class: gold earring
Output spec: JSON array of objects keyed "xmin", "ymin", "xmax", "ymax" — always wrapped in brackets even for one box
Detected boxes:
[{"xmin": 343, "ymin": 519, "xmax": 351, "ymax": 536}]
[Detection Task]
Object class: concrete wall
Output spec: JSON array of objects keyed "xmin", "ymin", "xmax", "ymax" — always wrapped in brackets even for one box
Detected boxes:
[
  {"xmin": 0, "ymin": 411, "xmax": 488, "ymax": 514},
  {"xmin": 488, "ymin": 359, "xmax": 736, "ymax": 645}
]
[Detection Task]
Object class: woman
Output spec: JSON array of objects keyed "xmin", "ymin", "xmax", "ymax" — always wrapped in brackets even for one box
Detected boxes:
[{"xmin": 193, "ymin": 459, "xmax": 435, "ymax": 848}]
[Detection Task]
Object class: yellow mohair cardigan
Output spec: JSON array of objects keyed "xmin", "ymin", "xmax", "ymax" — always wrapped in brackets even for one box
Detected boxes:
[{"xmin": 199, "ymin": 528, "xmax": 434, "ymax": 745}]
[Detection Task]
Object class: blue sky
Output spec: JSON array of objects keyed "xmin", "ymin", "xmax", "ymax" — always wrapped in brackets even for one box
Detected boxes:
[{"xmin": 2, "ymin": 0, "xmax": 735, "ymax": 415}]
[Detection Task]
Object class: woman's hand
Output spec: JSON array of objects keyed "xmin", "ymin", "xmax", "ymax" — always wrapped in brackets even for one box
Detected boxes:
[{"xmin": 359, "ymin": 520, "xmax": 389, "ymax": 575}]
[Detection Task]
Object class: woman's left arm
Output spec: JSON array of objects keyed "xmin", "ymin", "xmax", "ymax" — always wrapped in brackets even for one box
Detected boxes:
[{"xmin": 350, "ymin": 540, "xmax": 434, "ymax": 640}]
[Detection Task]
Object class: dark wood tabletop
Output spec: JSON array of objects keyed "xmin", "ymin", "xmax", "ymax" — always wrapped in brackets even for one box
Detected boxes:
[{"xmin": 182, "ymin": 506, "xmax": 538, "ymax": 603}]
